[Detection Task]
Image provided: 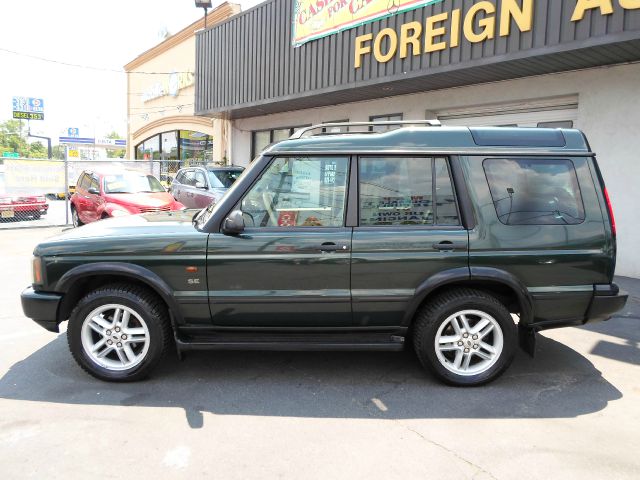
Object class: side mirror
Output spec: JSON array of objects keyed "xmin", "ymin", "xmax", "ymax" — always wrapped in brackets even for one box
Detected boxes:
[
  {"xmin": 88, "ymin": 188, "xmax": 99, "ymax": 195},
  {"xmin": 222, "ymin": 210, "xmax": 245, "ymax": 235},
  {"xmin": 195, "ymin": 181, "xmax": 206, "ymax": 189}
]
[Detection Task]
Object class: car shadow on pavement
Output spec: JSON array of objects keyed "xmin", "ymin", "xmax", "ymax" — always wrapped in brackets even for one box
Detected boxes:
[{"xmin": 0, "ymin": 332, "xmax": 622, "ymax": 428}]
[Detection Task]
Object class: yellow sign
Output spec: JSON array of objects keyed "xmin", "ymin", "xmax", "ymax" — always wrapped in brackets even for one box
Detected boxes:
[
  {"xmin": 293, "ymin": 0, "xmax": 445, "ymax": 46},
  {"xmin": 67, "ymin": 149, "xmax": 79, "ymax": 158},
  {"xmin": 353, "ymin": 0, "xmax": 640, "ymax": 68},
  {"xmin": 4, "ymin": 160, "xmax": 65, "ymax": 190}
]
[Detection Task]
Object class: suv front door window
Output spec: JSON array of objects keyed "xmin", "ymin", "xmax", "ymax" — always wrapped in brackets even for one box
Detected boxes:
[{"xmin": 207, "ymin": 156, "xmax": 352, "ymax": 327}]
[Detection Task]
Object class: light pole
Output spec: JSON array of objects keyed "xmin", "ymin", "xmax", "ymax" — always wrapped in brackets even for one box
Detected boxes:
[{"xmin": 195, "ymin": 1, "xmax": 213, "ymax": 28}]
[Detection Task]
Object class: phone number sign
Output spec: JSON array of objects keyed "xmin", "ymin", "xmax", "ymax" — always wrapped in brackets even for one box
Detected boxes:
[{"xmin": 12, "ymin": 96, "xmax": 45, "ymax": 121}]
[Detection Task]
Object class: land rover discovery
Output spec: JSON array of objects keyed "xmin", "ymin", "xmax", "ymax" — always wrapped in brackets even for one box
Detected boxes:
[{"xmin": 21, "ymin": 121, "xmax": 628, "ymax": 385}]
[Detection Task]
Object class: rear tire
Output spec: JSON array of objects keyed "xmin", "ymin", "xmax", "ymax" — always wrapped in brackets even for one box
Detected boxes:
[
  {"xmin": 413, "ymin": 288, "xmax": 516, "ymax": 386},
  {"xmin": 67, "ymin": 284, "xmax": 171, "ymax": 382}
]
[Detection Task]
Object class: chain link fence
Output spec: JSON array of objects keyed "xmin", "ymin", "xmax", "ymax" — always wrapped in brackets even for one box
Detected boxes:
[{"xmin": 0, "ymin": 158, "xmax": 208, "ymax": 229}]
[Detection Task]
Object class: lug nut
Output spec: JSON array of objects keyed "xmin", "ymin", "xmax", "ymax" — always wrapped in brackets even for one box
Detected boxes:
[
  {"xmin": 115, "ymin": 327, "xmax": 121, "ymax": 333},
  {"xmin": 457, "ymin": 341, "xmax": 463, "ymax": 346},
  {"xmin": 473, "ymin": 344, "xmax": 479, "ymax": 349},
  {"xmin": 121, "ymin": 334, "xmax": 127, "ymax": 340},
  {"xmin": 464, "ymin": 348, "xmax": 470, "ymax": 353},
  {"xmin": 472, "ymin": 335, "xmax": 478, "ymax": 340},
  {"xmin": 116, "ymin": 342, "xmax": 122, "ymax": 348},
  {"xmin": 106, "ymin": 330, "xmax": 112, "ymax": 335},
  {"xmin": 107, "ymin": 340, "xmax": 113, "ymax": 345},
  {"xmin": 463, "ymin": 333, "xmax": 468, "ymax": 338}
]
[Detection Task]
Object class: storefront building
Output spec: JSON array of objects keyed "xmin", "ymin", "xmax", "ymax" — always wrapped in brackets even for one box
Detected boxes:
[
  {"xmin": 194, "ymin": 0, "xmax": 640, "ymax": 277},
  {"xmin": 124, "ymin": 2, "xmax": 240, "ymax": 170}
]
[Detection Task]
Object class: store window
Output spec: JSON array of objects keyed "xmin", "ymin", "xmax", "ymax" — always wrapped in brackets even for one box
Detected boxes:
[
  {"xmin": 251, "ymin": 125, "xmax": 311, "ymax": 158},
  {"xmin": 369, "ymin": 114, "xmax": 403, "ymax": 132},
  {"xmin": 537, "ymin": 121, "xmax": 574, "ymax": 128},
  {"xmin": 134, "ymin": 130, "xmax": 213, "ymax": 164},
  {"xmin": 322, "ymin": 120, "xmax": 349, "ymax": 133}
]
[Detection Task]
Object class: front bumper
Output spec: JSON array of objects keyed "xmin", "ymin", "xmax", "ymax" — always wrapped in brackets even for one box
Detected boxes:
[{"xmin": 21, "ymin": 286, "xmax": 62, "ymax": 333}]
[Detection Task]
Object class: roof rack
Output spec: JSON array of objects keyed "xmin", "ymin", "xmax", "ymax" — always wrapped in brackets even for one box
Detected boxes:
[{"xmin": 289, "ymin": 120, "xmax": 441, "ymax": 139}]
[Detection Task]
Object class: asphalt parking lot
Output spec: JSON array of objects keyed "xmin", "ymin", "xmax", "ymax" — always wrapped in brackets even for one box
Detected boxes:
[{"xmin": 1, "ymin": 227, "xmax": 638, "ymax": 479}]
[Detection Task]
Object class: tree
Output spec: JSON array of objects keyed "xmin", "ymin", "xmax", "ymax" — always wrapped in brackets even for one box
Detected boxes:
[
  {"xmin": 105, "ymin": 130, "xmax": 126, "ymax": 159},
  {"xmin": 0, "ymin": 119, "xmax": 29, "ymax": 157}
]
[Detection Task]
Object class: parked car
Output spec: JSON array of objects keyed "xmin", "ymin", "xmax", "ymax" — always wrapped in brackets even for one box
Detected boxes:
[
  {"xmin": 0, "ymin": 169, "xmax": 48, "ymax": 221},
  {"xmin": 22, "ymin": 122, "xmax": 627, "ymax": 385},
  {"xmin": 0, "ymin": 193, "xmax": 48, "ymax": 221},
  {"xmin": 70, "ymin": 170, "xmax": 184, "ymax": 227},
  {"xmin": 171, "ymin": 166, "xmax": 244, "ymax": 209}
]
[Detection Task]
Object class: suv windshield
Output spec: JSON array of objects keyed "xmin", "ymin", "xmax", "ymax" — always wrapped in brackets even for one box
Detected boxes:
[
  {"xmin": 103, "ymin": 173, "xmax": 165, "ymax": 194},
  {"xmin": 208, "ymin": 169, "xmax": 243, "ymax": 188}
]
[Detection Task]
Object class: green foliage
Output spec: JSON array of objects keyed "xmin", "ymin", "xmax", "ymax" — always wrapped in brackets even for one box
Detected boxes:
[
  {"xmin": 0, "ymin": 119, "xmax": 50, "ymax": 158},
  {"xmin": 105, "ymin": 130, "xmax": 126, "ymax": 158}
]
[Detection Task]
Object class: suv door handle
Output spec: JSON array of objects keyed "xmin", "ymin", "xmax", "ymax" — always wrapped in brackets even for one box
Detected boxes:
[
  {"xmin": 318, "ymin": 242, "xmax": 349, "ymax": 252},
  {"xmin": 432, "ymin": 241, "xmax": 467, "ymax": 251}
]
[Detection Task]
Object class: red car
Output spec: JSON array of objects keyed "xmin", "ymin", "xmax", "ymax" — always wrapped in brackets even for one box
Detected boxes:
[
  {"xmin": 0, "ymin": 194, "xmax": 48, "ymax": 221},
  {"xmin": 70, "ymin": 170, "xmax": 184, "ymax": 227}
]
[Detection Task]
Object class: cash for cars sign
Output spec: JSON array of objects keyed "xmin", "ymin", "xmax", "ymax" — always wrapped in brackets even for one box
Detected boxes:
[{"xmin": 293, "ymin": 0, "xmax": 445, "ymax": 46}]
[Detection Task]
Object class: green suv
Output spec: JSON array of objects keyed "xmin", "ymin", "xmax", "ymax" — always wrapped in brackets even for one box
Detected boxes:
[{"xmin": 21, "ymin": 122, "xmax": 628, "ymax": 386}]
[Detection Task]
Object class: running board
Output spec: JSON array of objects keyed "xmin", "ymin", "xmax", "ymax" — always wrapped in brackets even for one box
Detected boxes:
[{"xmin": 175, "ymin": 331, "xmax": 406, "ymax": 352}]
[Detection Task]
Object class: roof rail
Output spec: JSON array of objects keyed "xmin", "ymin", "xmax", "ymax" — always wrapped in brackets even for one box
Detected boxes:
[{"xmin": 289, "ymin": 120, "xmax": 441, "ymax": 139}]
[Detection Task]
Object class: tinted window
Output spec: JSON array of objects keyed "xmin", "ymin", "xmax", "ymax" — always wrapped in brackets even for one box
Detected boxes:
[
  {"xmin": 359, "ymin": 157, "xmax": 459, "ymax": 226},
  {"xmin": 483, "ymin": 158, "xmax": 585, "ymax": 225},
  {"xmin": 174, "ymin": 171, "xmax": 186, "ymax": 184},
  {"xmin": 240, "ymin": 157, "xmax": 348, "ymax": 228},
  {"xmin": 435, "ymin": 158, "xmax": 460, "ymax": 225},
  {"xmin": 209, "ymin": 169, "xmax": 243, "ymax": 188}
]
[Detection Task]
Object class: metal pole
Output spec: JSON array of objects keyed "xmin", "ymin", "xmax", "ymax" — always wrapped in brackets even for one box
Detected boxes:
[
  {"xmin": 64, "ymin": 157, "xmax": 69, "ymax": 225},
  {"xmin": 204, "ymin": 7, "xmax": 208, "ymax": 28}
]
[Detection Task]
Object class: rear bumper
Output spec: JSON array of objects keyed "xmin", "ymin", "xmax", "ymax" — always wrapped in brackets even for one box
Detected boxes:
[
  {"xmin": 21, "ymin": 286, "xmax": 62, "ymax": 333},
  {"xmin": 585, "ymin": 284, "xmax": 628, "ymax": 323},
  {"xmin": 529, "ymin": 283, "xmax": 628, "ymax": 331}
]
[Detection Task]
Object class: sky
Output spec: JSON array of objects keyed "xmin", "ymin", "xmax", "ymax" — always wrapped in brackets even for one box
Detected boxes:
[{"xmin": 0, "ymin": 0, "xmax": 262, "ymax": 144}]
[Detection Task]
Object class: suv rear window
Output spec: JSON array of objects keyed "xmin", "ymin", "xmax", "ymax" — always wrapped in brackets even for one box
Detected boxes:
[{"xmin": 483, "ymin": 158, "xmax": 585, "ymax": 225}]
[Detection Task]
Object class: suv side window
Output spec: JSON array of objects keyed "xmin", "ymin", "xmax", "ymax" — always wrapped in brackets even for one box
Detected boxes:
[
  {"xmin": 483, "ymin": 158, "xmax": 585, "ymax": 225},
  {"xmin": 359, "ymin": 157, "xmax": 460, "ymax": 226},
  {"xmin": 240, "ymin": 156, "xmax": 349, "ymax": 227}
]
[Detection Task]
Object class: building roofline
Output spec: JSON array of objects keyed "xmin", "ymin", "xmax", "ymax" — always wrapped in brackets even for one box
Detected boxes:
[{"xmin": 124, "ymin": 2, "xmax": 240, "ymax": 72}]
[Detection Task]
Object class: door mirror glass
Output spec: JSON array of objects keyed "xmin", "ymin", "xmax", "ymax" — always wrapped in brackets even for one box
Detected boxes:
[
  {"xmin": 222, "ymin": 210, "xmax": 245, "ymax": 235},
  {"xmin": 88, "ymin": 187, "xmax": 99, "ymax": 195}
]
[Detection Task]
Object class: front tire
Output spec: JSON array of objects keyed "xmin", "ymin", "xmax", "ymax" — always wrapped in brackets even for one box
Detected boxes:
[
  {"xmin": 67, "ymin": 284, "xmax": 171, "ymax": 382},
  {"xmin": 413, "ymin": 288, "xmax": 516, "ymax": 386}
]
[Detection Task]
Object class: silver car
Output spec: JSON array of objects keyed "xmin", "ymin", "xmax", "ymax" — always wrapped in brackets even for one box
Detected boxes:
[{"xmin": 170, "ymin": 166, "xmax": 244, "ymax": 209}]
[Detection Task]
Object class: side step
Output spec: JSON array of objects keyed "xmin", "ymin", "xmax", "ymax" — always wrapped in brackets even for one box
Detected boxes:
[{"xmin": 175, "ymin": 331, "xmax": 406, "ymax": 352}]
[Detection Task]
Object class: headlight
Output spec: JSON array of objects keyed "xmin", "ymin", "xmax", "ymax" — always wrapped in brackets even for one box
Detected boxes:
[{"xmin": 32, "ymin": 257, "xmax": 43, "ymax": 285}]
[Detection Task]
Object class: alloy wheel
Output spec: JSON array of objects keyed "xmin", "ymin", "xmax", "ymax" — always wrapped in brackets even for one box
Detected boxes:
[
  {"xmin": 80, "ymin": 304, "xmax": 150, "ymax": 371},
  {"xmin": 434, "ymin": 309, "xmax": 504, "ymax": 376}
]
